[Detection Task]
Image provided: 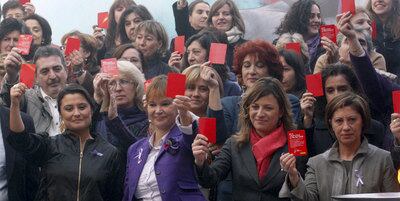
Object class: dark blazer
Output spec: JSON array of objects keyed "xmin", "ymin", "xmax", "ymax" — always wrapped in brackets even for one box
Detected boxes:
[
  {"xmin": 0, "ymin": 106, "xmax": 38, "ymax": 201},
  {"xmin": 197, "ymin": 137, "xmax": 307, "ymax": 201}
]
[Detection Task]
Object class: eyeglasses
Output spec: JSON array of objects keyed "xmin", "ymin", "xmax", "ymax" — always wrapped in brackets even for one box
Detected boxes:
[{"xmin": 109, "ymin": 79, "xmax": 134, "ymax": 87}]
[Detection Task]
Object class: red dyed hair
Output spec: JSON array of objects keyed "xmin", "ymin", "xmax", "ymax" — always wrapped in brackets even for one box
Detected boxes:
[{"xmin": 233, "ymin": 40, "xmax": 283, "ymax": 81}]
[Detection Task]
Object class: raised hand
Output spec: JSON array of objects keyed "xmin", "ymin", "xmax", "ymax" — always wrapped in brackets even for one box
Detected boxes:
[
  {"xmin": 23, "ymin": 2, "xmax": 36, "ymax": 16},
  {"xmin": 173, "ymin": 95, "xmax": 192, "ymax": 126},
  {"xmin": 300, "ymin": 92, "xmax": 316, "ymax": 128},
  {"xmin": 390, "ymin": 113, "xmax": 400, "ymax": 144},
  {"xmin": 10, "ymin": 83, "xmax": 28, "ymax": 108},
  {"xmin": 93, "ymin": 73, "xmax": 111, "ymax": 104},
  {"xmin": 4, "ymin": 48, "xmax": 23, "ymax": 83},
  {"xmin": 107, "ymin": 84, "xmax": 118, "ymax": 120},
  {"xmin": 280, "ymin": 153, "xmax": 300, "ymax": 187},
  {"xmin": 168, "ymin": 51, "xmax": 182, "ymax": 69},
  {"xmin": 200, "ymin": 62, "xmax": 219, "ymax": 90},
  {"xmin": 320, "ymin": 36, "xmax": 339, "ymax": 64},
  {"xmin": 192, "ymin": 134, "xmax": 210, "ymax": 167}
]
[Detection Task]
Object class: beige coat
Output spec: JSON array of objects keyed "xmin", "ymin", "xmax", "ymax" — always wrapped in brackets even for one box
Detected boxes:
[{"xmin": 279, "ymin": 138, "xmax": 399, "ymax": 201}]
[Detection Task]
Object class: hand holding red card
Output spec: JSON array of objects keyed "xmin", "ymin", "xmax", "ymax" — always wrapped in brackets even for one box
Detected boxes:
[
  {"xmin": 101, "ymin": 58, "xmax": 119, "ymax": 77},
  {"xmin": 174, "ymin": 36, "xmax": 185, "ymax": 54},
  {"xmin": 284, "ymin": 42, "xmax": 301, "ymax": 55},
  {"xmin": 393, "ymin": 91, "xmax": 400, "ymax": 114},
  {"xmin": 17, "ymin": 35, "xmax": 33, "ymax": 55},
  {"xmin": 98, "ymin": 12, "xmax": 109, "ymax": 29},
  {"xmin": 20, "ymin": 64, "xmax": 36, "ymax": 88},
  {"xmin": 287, "ymin": 130, "xmax": 307, "ymax": 156},
  {"xmin": 209, "ymin": 43, "xmax": 227, "ymax": 65},
  {"xmin": 166, "ymin": 73, "xmax": 186, "ymax": 98},
  {"xmin": 320, "ymin": 25, "xmax": 338, "ymax": 44},
  {"xmin": 306, "ymin": 73, "xmax": 324, "ymax": 97},
  {"xmin": 341, "ymin": 0, "xmax": 355, "ymax": 14},
  {"xmin": 199, "ymin": 117, "xmax": 217, "ymax": 144},
  {"xmin": 64, "ymin": 37, "xmax": 80, "ymax": 56}
]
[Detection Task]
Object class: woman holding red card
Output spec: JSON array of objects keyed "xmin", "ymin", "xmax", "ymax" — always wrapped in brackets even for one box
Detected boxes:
[
  {"xmin": 192, "ymin": 77, "xmax": 307, "ymax": 201},
  {"xmin": 123, "ymin": 75, "xmax": 206, "ymax": 201},
  {"xmin": 280, "ymin": 92, "xmax": 399, "ymax": 201}
]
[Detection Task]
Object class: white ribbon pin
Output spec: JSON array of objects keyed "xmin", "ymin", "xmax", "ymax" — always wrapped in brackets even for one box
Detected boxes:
[{"xmin": 355, "ymin": 169, "xmax": 364, "ymax": 187}]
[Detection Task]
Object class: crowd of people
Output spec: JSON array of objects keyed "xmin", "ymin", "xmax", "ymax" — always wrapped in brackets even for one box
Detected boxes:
[{"xmin": 0, "ymin": 0, "xmax": 399, "ymax": 200}]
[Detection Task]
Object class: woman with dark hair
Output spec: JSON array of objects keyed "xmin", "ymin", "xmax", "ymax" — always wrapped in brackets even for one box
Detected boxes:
[
  {"xmin": 8, "ymin": 83, "xmax": 123, "ymax": 201},
  {"xmin": 170, "ymin": 28, "xmax": 241, "ymax": 97},
  {"xmin": 98, "ymin": 0, "xmax": 136, "ymax": 60},
  {"xmin": 193, "ymin": 77, "xmax": 306, "ymax": 201},
  {"xmin": 0, "ymin": 18, "xmax": 32, "ymax": 59},
  {"xmin": 112, "ymin": 43, "xmax": 145, "ymax": 72},
  {"xmin": 275, "ymin": 0, "xmax": 324, "ymax": 71},
  {"xmin": 118, "ymin": 5, "xmax": 153, "ymax": 44},
  {"xmin": 367, "ymin": 0, "xmax": 400, "ymax": 77},
  {"xmin": 279, "ymin": 49, "xmax": 306, "ymax": 98},
  {"xmin": 23, "ymin": 13, "xmax": 52, "ymax": 46},
  {"xmin": 299, "ymin": 64, "xmax": 386, "ymax": 156},
  {"xmin": 133, "ymin": 20, "xmax": 178, "ymax": 79},
  {"xmin": 280, "ymin": 93, "xmax": 399, "ymax": 201}
]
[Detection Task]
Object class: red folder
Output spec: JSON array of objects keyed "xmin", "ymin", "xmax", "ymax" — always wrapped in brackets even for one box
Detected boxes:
[
  {"xmin": 320, "ymin": 25, "xmax": 338, "ymax": 44},
  {"xmin": 199, "ymin": 117, "xmax": 217, "ymax": 144},
  {"xmin": 174, "ymin": 36, "xmax": 185, "ymax": 54},
  {"xmin": 64, "ymin": 37, "xmax": 80, "ymax": 56},
  {"xmin": 101, "ymin": 58, "xmax": 119, "ymax": 77},
  {"xmin": 209, "ymin": 43, "xmax": 227, "ymax": 65},
  {"xmin": 306, "ymin": 73, "xmax": 324, "ymax": 97},
  {"xmin": 393, "ymin": 91, "xmax": 400, "ymax": 114},
  {"xmin": 20, "ymin": 64, "xmax": 36, "ymax": 88},
  {"xmin": 17, "ymin": 35, "xmax": 33, "ymax": 55},
  {"xmin": 166, "ymin": 73, "xmax": 186, "ymax": 98},
  {"xmin": 287, "ymin": 130, "xmax": 308, "ymax": 156},
  {"xmin": 98, "ymin": 12, "xmax": 109, "ymax": 29}
]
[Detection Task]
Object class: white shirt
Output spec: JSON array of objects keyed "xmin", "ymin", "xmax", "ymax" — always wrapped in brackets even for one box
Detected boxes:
[{"xmin": 40, "ymin": 89, "xmax": 60, "ymax": 136}]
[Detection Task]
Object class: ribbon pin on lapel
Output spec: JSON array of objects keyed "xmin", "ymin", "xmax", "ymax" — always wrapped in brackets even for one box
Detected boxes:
[
  {"xmin": 355, "ymin": 169, "xmax": 364, "ymax": 187},
  {"xmin": 134, "ymin": 148, "xmax": 143, "ymax": 164}
]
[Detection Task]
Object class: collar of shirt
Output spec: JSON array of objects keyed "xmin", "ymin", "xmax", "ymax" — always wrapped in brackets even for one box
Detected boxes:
[
  {"xmin": 148, "ymin": 133, "xmax": 168, "ymax": 150},
  {"xmin": 40, "ymin": 88, "xmax": 56, "ymax": 102}
]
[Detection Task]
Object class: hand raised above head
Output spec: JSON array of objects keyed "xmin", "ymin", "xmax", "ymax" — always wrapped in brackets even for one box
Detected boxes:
[
  {"xmin": 4, "ymin": 47, "xmax": 23, "ymax": 82},
  {"xmin": 10, "ymin": 83, "xmax": 28, "ymax": 107}
]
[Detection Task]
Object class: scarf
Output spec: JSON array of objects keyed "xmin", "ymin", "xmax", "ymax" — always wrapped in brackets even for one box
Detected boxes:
[
  {"xmin": 250, "ymin": 124, "xmax": 287, "ymax": 181},
  {"xmin": 226, "ymin": 26, "xmax": 243, "ymax": 44},
  {"xmin": 307, "ymin": 35, "xmax": 321, "ymax": 62}
]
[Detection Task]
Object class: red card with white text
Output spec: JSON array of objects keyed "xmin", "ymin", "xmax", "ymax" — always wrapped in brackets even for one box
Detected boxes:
[
  {"xmin": 199, "ymin": 117, "xmax": 216, "ymax": 144},
  {"xmin": 101, "ymin": 58, "xmax": 119, "ymax": 77},
  {"xmin": 17, "ymin": 35, "xmax": 33, "ymax": 55},
  {"xmin": 306, "ymin": 73, "xmax": 324, "ymax": 97},
  {"xmin": 392, "ymin": 91, "xmax": 400, "ymax": 114},
  {"xmin": 20, "ymin": 64, "xmax": 36, "ymax": 88},
  {"xmin": 19, "ymin": 0, "xmax": 30, "ymax": 5},
  {"xmin": 341, "ymin": 0, "xmax": 355, "ymax": 14},
  {"xmin": 64, "ymin": 37, "xmax": 80, "ymax": 56},
  {"xmin": 371, "ymin": 21, "xmax": 377, "ymax": 40},
  {"xmin": 166, "ymin": 73, "xmax": 186, "ymax": 98},
  {"xmin": 320, "ymin": 25, "xmax": 337, "ymax": 44},
  {"xmin": 174, "ymin": 36, "xmax": 185, "ymax": 54},
  {"xmin": 209, "ymin": 43, "xmax": 227, "ymax": 65},
  {"xmin": 144, "ymin": 79, "xmax": 152, "ymax": 92},
  {"xmin": 98, "ymin": 12, "xmax": 109, "ymax": 29},
  {"xmin": 284, "ymin": 42, "xmax": 301, "ymax": 55},
  {"xmin": 288, "ymin": 130, "xmax": 307, "ymax": 156}
]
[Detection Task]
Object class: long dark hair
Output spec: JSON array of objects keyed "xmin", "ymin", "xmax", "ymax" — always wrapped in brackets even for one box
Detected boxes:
[
  {"xmin": 279, "ymin": 49, "xmax": 306, "ymax": 95},
  {"xmin": 118, "ymin": 5, "xmax": 153, "ymax": 44}
]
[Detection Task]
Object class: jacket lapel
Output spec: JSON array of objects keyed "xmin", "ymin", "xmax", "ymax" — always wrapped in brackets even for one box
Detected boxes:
[
  {"xmin": 239, "ymin": 142, "xmax": 260, "ymax": 185},
  {"xmin": 129, "ymin": 142, "xmax": 151, "ymax": 200},
  {"xmin": 0, "ymin": 106, "xmax": 16, "ymax": 180},
  {"xmin": 155, "ymin": 125, "xmax": 180, "ymax": 163},
  {"xmin": 261, "ymin": 145, "xmax": 287, "ymax": 188}
]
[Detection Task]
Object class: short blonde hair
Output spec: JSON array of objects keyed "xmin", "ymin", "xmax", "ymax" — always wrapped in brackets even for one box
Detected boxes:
[
  {"xmin": 145, "ymin": 75, "xmax": 167, "ymax": 102},
  {"xmin": 182, "ymin": 64, "xmax": 224, "ymax": 96},
  {"xmin": 117, "ymin": 60, "xmax": 145, "ymax": 111},
  {"xmin": 133, "ymin": 20, "xmax": 169, "ymax": 57},
  {"xmin": 275, "ymin": 32, "xmax": 309, "ymax": 61}
]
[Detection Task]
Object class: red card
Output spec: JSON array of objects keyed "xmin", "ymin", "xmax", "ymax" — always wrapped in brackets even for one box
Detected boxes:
[
  {"xmin": 166, "ymin": 73, "xmax": 186, "ymax": 98},
  {"xmin": 199, "ymin": 117, "xmax": 216, "ymax": 144},
  {"xmin": 101, "ymin": 58, "xmax": 119, "ymax": 77},
  {"xmin": 174, "ymin": 36, "xmax": 185, "ymax": 54},
  {"xmin": 341, "ymin": 0, "xmax": 355, "ymax": 14},
  {"xmin": 306, "ymin": 73, "xmax": 324, "ymax": 97},
  {"xmin": 288, "ymin": 130, "xmax": 308, "ymax": 156},
  {"xmin": 144, "ymin": 79, "xmax": 152, "ymax": 92},
  {"xmin": 284, "ymin": 42, "xmax": 301, "ymax": 55},
  {"xmin": 64, "ymin": 37, "xmax": 80, "ymax": 56},
  {"xmin": 371, "ymin": 20, "xmax": 377, "ymax": 40},
  {"xmin": 320, "ymin": 25, "xmax": 337, "ymax": 44},
  {"xmin": 393, "ymin": 91, "xmax": 400, "ymax": 114},
  {"xmin": 98, "ymin": 12, "xmax": 109, "ymax": 29},
  {"xmin": 209, "ymin": 43, "xmax": 227, "ymax": 65},
  {"xmin": 19, "ymin": 0, "xmax": 30, "ymax": 5},
  {"xmin": 20, "ymin": 64, "xmax": 36, "ymax": 88},
  {"xmin": 17, "ymin": 35, "xmax": 33, "ymax": 55}
]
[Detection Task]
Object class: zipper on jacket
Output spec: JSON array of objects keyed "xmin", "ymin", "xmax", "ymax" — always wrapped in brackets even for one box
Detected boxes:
[{"xmin": 77, "ymin": 138, "xmax": 85, "ymax": 201}]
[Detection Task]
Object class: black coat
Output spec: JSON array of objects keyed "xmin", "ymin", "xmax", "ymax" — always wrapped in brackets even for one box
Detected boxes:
[
  {"xmin": 0, "ymin": 106, "xmax": 39, "ymax": 201},
  {"xmin": 7, "ymin": 130, "xmax": 123, "ymax": 201}
]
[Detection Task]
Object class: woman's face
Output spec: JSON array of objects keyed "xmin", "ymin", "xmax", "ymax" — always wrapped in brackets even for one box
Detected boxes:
[
  {"xmin": 147, "ymin": 96, "xmax": 178, "ymax": 131},
  {"xmin": 0, "ymin": 30, "xmax": 20, "ymax": 53},
  {"xmin": 339, "ymin": 33, "xmax": 368, "ymax": 65},
  {"xmin": 60, "ymin": 93, "xmax": 92, "ymax": 132},
  {"xmin": 280, "ymin": 56, "xmax": 296, "ymax": 93},
  {"xmin": 125, "ymin": 12, "xmax": 143, "ymax": 41},
  {"xmin": 108, "ymin": 74, "xmax": 136, "ymax": 109},
  {"xmin": 25, "ymin": 19, "xmax": 43, "ymax": 46},
  {"xmin": 187, "ymin": 40, "xmax": 207, "ymax": 65},
  {"xmin": 120, "ymin": 48, "xmax": 143, "ymax": 71},
  {"xmin": 114, "ymin": 5, "xmax": 126, "ymax": 24},
  {"xmin": 371, "ymin": 0, "xmax": 393, "ymax": 17},
  {"xmin": 249, "ymin": 94, "xmax": 282, "ymax": 136},
  {"xmin": 307, "ymin": 4, "xmax": 322, "ymax": 38},
  {"xmin": 331, "ymin": 106, "xmax": 363, "ymax": 147},
  {"xmin": 241, "ymin": 54, "xmax": 269, "ymax": 89},
  {"xmin": 134, "ymin": 30, "xmax": 161, "ymax": 59},
  {"xmin": 189, "ymin": 3, "xmax": 210, "ymax": 30},
  {"xmin": 185, "ymin": 78, "xmax": 209, "ymax": 115},
  {"xmin": 350, "ymin": 12, "xmax": 372, "ymax": 33},
  {"xmin": 324, "ymin": 75, "xmax": 352, "ymax": 103},
  {"xmin": 211, "ymin": 4, "xmax": 233, "ymax": 32}
]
